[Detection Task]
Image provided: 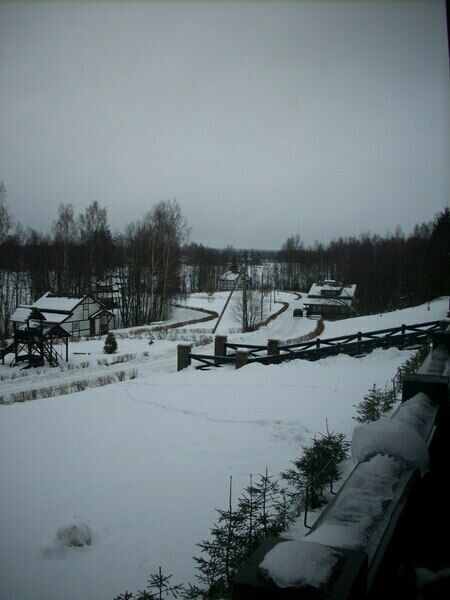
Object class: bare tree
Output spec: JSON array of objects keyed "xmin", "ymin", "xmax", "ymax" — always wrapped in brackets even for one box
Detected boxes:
[
  {"xmin": 52, "ymin": 203, "xmax": 77, "ymax": 293},
  {"xmin": 231, "ymin": 288, "xmax": 269, "ymax": 332},
  {"xmin": 118, "ymin": 200, "xmax": 189, "ymax": 327},
  {"xmin": 0, "ymin": 181, "xmax": 12, "ymax": 243},
  {"xmin": 77, "ymin": 200, "xmax": 113, "ymax": 289}
]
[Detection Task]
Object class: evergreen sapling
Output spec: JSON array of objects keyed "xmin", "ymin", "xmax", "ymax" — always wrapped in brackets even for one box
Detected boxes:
[
  {"xmin": 354, "ymin": 384, "xmax": 396, "ymax": 423},
  {"xmin": 104, "ymin": 332, "xmax": 118, "ymax": 354},
  {"xmin": 282, "ymin": 428, "xmax": 350, "ymax": 509}
]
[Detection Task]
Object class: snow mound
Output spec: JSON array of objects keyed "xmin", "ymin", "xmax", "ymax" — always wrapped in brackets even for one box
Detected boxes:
[
  {"xmin": 56, "ymin": 522, "xmax": 92, "ymax": 547},
  {"xmin": 352, "ymin": 419, "xmax": 429, "ymax": 474},
  {"xmin": 305, "ymin": 455, "xmax": 412, "ymax": 559},
  {"xmin": 425, "ymin": 344, "xmax": 448, "ymax": 375},
  {"xmin": 394, "ymin": 392, "xmax": 437, "ymax": 440},
  {"xmin": 259, "ymin": 540, "xmax": 340, "ymax": 589}
]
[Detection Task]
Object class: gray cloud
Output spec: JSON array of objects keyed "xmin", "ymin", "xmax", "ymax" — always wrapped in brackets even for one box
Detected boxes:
[{"xmin": 1, "ymin": 0, "xmax": 448, "ymax": 248}]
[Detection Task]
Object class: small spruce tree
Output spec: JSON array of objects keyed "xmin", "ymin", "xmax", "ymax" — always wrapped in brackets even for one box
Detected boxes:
[
  {"xmin": 282, "ymin": 428, "xmax": 350, "ymax": 509},
  {"xmin": 204, "ymin": 281, "xmax": 215, "ymax": 303},
  {"xmin": 143, "ymin": 566, "xmax": 183, "ymax": 599},
  {"xmin": 354, "ymin": 384, "xmax": 396, "ymax": 423},
  {"xmin": 104, "ymin": 332, "xmax": 118, "ymax": 354}
]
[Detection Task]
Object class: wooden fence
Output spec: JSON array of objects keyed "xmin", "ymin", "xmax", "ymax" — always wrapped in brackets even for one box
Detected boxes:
[{"xmin": 179, "ymin": 320, "xmax": 443, "ymax": 371}]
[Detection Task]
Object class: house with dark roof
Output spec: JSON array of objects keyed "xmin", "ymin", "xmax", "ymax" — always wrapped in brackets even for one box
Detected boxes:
[{"xmin": 303, "ymin": 280, "xmax": 357, "ymax": 318}]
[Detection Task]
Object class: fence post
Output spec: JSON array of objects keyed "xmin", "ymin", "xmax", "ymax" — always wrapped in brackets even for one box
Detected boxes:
[
  {"xmin": 177, "ymin": 344, "xmax": 192, "ymax": 371},
  {"xmin": 235, "ymin": 351, "xmax": 249, "ymax": 370},
  {"xmin": 267, "ymin": 339, "xmax": 280, "ymax": 356},
  {"xmin": 214, "ymin": 335, "xmax": 227, "ymax": 361}
]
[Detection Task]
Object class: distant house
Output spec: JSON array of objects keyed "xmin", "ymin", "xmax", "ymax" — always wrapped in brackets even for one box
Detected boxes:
[
  {"xmin": 218, "ymin": 272, "xmax": 241, "ymax": 291},
  {"xmin": 91, "ymin": 274, "xmax": 125, "ymax": 311},
  {"xmin": 90, "ymin": 283, "xmax": 118, "ymax": 309},
  {"xmin": 303, "ymin": 280, "xmax": 357, "ymax": 318},
  {"xmin": 10, "ymin": 292, "xmax": 115, "ymax": 338},
  {"xmin": 218, "ymin": 270, "xmax": 252, "ymax": 292}
]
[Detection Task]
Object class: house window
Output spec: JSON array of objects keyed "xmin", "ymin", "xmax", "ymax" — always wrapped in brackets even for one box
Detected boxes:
[
  {"xmin": 83, "ymin": 302, "xmax": 89, "ymax": 319},
  {"xmin": 73, "ymin": 321, "xmax": 80, "ymax": 334}
]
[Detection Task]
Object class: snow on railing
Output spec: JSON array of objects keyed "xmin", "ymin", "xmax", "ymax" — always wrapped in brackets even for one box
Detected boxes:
[{"xmin": 232, "ymin": 330, "xmax": 450, "ymax": 599}]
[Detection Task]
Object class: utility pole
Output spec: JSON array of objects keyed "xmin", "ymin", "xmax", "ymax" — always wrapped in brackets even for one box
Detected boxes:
[
  {"xmin": 260, "ymin": 289, "xmax": 263, "ymax": 322},
  {"xmin": 212, "ymin": 278, "xmax": 238, "ymax": 335},
  {"xmin": 242, "ymin": 267, "xmax": 248, "ymax": 333}
]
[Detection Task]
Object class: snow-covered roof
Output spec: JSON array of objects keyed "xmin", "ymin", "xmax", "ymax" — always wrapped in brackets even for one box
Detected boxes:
[
  {"xmin": 90, "ymin": 308, "xmax": 114, "ymax": 320},
  {"xmin": 10, "ymin": 301, "xmax": 74, "ymax": 324},
  {"xmin": 39, "ymin": 311, "xmax": 69, "ymax": 324},
  {"xmin": 10, "ymin": 306, "xmax": 33, "ymax": 323},
  {"xmin": 220, "ymin": 272, "xmax": 241, "ymax": 282},
  {"xmin": 307, "ymin": 282, "xmax": 356, "ymax": 300},
  {"xmin": 33, "ymin": 292, "xmax": 85, "ymax": 313}
]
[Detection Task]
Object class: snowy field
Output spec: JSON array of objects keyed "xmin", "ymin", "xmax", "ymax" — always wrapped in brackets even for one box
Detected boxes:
[
  {"xmin": 0, "ymin": 292, "xmax": 299, "ymax": 402},
  {"xmin": 0, "ymin": 296, "xmax": 448, "ymax": 599},
  {"xmin": 181, "ymin": 290, "xmax": 297, "ymax": 334}
]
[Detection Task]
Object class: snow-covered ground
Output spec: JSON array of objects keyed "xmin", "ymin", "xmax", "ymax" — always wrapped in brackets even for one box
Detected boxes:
[
  {"xmin": 182, "ymin": 290, "xmax": 297, "ymax": 334},
  {"xmin": 0, "ymin": 293, "xmax": 298, "ymax": 402},
  {"xmin": 322, "ymin": 297, "xmax": 447, "ymax": 338},
  {"xmin": 0, "ymin": 295, "xmax": 448, "ymax": 600}
]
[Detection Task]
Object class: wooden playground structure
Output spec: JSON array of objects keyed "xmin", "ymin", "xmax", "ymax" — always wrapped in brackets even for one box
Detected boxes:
[{"xmin": 1, "ymin": 308, "xmax": 70, "ymax": 368}]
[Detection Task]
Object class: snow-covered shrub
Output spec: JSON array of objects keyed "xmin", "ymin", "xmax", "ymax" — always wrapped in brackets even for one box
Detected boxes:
[
  {"xmin": 116, "ymin": 370, "xmax": 126, "ymax": 381},
  {"xmin": 56, "ymin": 522, "xmax": 92, "ymax": 547},
  {"xmin": 353, "ymin": 384, "xmax": 396, "ymax": 423},
  {"xmin": 128, "ymin": 369, "xmax": 138, "ymax": 380},
  {"xmin": 11, "ymin": 389, "xmax": 38, "ymax": 403},
  {"xmin": 97, "ymin": 375, "xmax": 115, "ymax": 386},
  {"xmin": 39, "ymin": 386, "xmax": 55, "ymax": 398},
  {"xmin": 104, "ymin": 332, "xmax": 118, "ymax": 354},
  {"xmin": 110, "ymin": 353, "xmax": 136, "ymax": 364},
  {"xmin": 55, "ymin": 383, "xmax": 70, "ymax": 396},
  {"xmin": 71, "ymin": 379, "xmax": 89, "ymax": 392}
]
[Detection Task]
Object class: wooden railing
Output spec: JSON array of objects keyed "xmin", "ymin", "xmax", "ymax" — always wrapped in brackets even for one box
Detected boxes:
[
  {"xmin": 180, "ymin": 320, "xmax": 443, "ymax": 371},
  {"xmin": 232, "ymin": 329, "xmax": 450, "ymax": 599}
]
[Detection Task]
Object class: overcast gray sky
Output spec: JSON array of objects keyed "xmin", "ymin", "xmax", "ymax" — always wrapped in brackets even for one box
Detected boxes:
[{"xmin": 1, "ymin": 0, "xmax": 448, "ymax": 248}]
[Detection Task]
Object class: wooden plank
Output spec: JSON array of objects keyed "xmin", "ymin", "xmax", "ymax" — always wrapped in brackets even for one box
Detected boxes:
[
  {"xmin": 190, "ymin": 354, "xmax": 235, "ymax": 365},
  {"xmin": 225, "ymin": 342, "xmax": 268, "ymax": 350}
]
